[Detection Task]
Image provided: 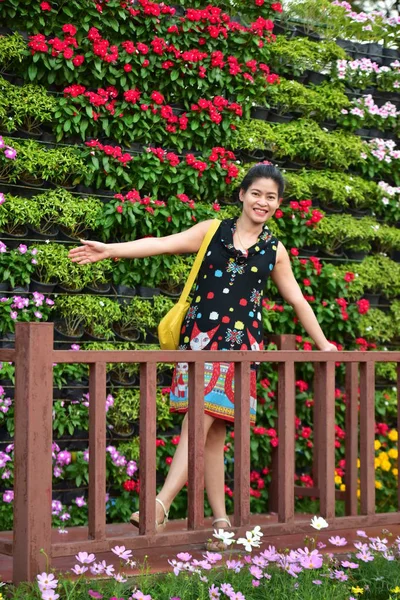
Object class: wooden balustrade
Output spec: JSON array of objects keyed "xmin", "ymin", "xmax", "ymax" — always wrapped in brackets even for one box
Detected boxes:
[{"xmin": 0, "ymin": 322, "xmax": 399, "ymax": 583}]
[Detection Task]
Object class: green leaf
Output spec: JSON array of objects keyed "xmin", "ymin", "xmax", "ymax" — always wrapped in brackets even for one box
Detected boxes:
[{"xmin": 28, "ymin": 64, "xmax": 37, "ymax": 81}]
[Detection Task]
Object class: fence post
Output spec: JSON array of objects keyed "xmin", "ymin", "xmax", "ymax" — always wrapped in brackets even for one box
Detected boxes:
[
  {"xmin": 13, "ymin": 322, "xmax": 54, "ymax": 583},
  {"xmin": 267, "ymin": 335, "xmax": 296, "ymax": 514}
]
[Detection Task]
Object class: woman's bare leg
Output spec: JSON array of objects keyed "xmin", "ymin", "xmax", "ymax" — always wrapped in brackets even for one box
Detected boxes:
[
  {"xmin": 155, "ymin": 412, "xmax": 216, "ymax": 523},
  {"xmin": 204, "ymin": 418, "xmax": 228, "ymax": 524}
]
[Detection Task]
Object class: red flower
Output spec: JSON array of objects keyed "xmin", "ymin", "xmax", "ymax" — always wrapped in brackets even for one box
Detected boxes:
[
  {"xmin": 301, "ymin": 427, "xmax": 312, "ymax": 439},
  {"xmin": 123, "ymin": 480, "xmax": 135, "ymax": 492},
  {"xmin": 116, "ymin": 205, "xmax": 123, "ymax": 214},
  {"xmin": 62, "ymin": 24, "xmax": 77, "ymax": 36},
  {"xmin": 270, "ymin": 437, "xmax": 279, "ymax": 447},
  {"xmin": 63, "ymin": 48, "xmax": 74, "ymax": 60},
  {"xmin": 356, "ymin": 299, "xmax": 370, "ymax": 314},
  {"xmin": 296, "ymin": 380, "xmax": 309, "ymax": 393},
  {"xmin": 40, "ymin": 1, "xmax": 52, "ymax": 10},
  {"xmin": 266, "ymin": 73, "xmax": 280, "ymax": 84},
  {"xmin": 151, "ymin": 91, "xmax": 165, "ymax": 105},
  {"xmin": 303, "ymin": 278, "xmax": 311, "ymax": 287},
  {"xmin": 255, "ymin": 0, "xmax": 265, "ymax": 5},
  {"xmin": 165, "ymin": 457, "xmax": 173, "ymax": 465},
  {"xmin": 212, "ymin": 202, "xmax": 221, "ymax": 211},
  {"xmin": 275, "ymin": 208, "xmax": 283, "ymax": 218},
  {"xmin": 124, "ymin": 64, "xmax": 132, "ymax": 72},
  {"xmin": 344, "ymin": 272, "xmax": 355, "ymax": 282},
  {"xmin": 290, "ymin": 248, "xmax": 299, "ymax": 256},
  {"xmin": 72, "ymin": 55, "xmax": 84, "ymax": 67},
  {"xmin": 271, "ymin": 2, "xmax": 283, "ymax": 11}
]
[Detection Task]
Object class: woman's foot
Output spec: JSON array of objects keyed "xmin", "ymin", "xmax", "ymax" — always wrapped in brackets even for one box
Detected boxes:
[
  {"xmin": 130, "ymin": 498, "xmax": 169, "ymax": 532},
  {"xmin": 205, "ymin": 516, "xmax": 232, "ymax": 551}
]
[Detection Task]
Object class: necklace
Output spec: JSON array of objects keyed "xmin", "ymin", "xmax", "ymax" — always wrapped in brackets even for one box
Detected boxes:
[{"xmin": 235, "ymin": 219, "xmax": 261, "ymax": 252}]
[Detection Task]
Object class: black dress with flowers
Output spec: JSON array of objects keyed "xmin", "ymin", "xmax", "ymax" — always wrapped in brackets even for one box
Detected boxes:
[{"xmin": 170, "ymin": 217, "xmax": 279, "ymax": 426}]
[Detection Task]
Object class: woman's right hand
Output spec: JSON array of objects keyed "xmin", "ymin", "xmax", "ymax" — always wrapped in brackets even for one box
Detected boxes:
[{"xmin": 68, "ymin": 239, "xmax": 110, "ymax": 265}]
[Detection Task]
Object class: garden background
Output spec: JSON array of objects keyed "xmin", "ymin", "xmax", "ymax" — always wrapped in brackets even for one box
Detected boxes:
[{"xmin": 0, "ymin": 0, "xmax": 399, "ymax": 532}]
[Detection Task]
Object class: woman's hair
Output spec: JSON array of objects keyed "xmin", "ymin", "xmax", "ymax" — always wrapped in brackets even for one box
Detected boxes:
[{"xmin": 239, "ymin": 163, "xmax": 285, "ymax": 198}]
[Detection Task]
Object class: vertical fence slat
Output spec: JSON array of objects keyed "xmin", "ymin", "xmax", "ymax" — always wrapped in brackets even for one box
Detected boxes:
[
  {"xmin": 345, "ymin": 362, "xmax": 359, "ymax": 516},
  {"xmin": 317, "ymin": 361, "xmax": 336, "ymax": 520},
  {"xmin": 313, "ymin": 364, "xmax": 321, "ymax": 489},
  {"xmin": 187, "ymin": 360, "xmax": 205, "ymax": 530},
  {"xmin": 88, "ymin": 362, "xmax": 107, "ymax": 541},
  {"xmin": 360, "ymin": 361, "xmax": 375, "ymax": 516},
  {"xmin": 13, "ymin": 323, "xmax": 53, "ymax": 583},
  {"xmin": 233, "ymin": 361, "xmax": 251, "ymax": 527},
  {"xmin": 398, "ymin": 364, "xmax": 400, "ymax": 511},
  {"xmin": 277, "ymin": 360, "xmax": 295, "ymax": 523},
  {"xmin": 139, "ymin": 362, "xmax": 157, "ymax": 535}
]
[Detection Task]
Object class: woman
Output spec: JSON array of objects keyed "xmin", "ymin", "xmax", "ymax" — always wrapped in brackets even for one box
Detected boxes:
[{"xmin": 69, "ymin": 164, "xmax": 337, "ymax": 546}]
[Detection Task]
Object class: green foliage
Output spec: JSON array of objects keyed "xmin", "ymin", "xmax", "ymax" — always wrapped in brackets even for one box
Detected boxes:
[
  {"xmin": 0, "ymin": 78, "xmax": 56, "ymax": 133},
  {"xmin": 0, "ymin": 32, "xmax": 26, "ymax": 71}
]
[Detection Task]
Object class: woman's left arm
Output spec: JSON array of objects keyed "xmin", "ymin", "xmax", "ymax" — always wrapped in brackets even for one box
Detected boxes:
[{"xmin": 270, "ymin": 242, "xmax": 337, "ymax": 351}]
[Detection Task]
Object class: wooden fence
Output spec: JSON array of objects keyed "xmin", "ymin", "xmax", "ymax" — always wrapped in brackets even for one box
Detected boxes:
[{"xmin": 0, "ymin": 322, "xmax": 399, "ymax": 583}]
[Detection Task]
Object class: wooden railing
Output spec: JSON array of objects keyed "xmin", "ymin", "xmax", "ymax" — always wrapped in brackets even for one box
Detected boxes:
[{"xmin": 0, "ymin": 322, "xmax": 400, "ymax": 583}]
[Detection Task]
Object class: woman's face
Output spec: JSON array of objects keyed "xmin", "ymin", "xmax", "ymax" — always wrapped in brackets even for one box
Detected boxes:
[{"xmin": 239, "ymin": 177, "xmax": 282, "ymax": 224}]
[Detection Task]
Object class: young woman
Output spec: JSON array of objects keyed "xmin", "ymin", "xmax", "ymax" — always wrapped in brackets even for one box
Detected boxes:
[{"xmin": 69, "ymin": 164, "xmax": 337, "ymax": 547}]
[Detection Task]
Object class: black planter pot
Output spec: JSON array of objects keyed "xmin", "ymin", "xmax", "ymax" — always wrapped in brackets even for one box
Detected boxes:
[
  {"xmin": 115, "ymin": 284, "xmax": 136, "ymax": 304},
  {"xmin": 1, "ymin": 225, "xmax": 29, "ymax": 249},
  {"xmin": 368, "ymin": 128, "xmax": 383, "ymax": 138},
  {"xmin": 354, "ymin": 128, "xmax": 371, "ymax": 138},
  {"xmin": 250, "ymin": 106, "xmax": 269, "ymax": 121},
  {"xmin": 28, "ymin": 224, "xmax": 59, "ymax": 241},
  {"xmin": 137, "ymin": 285, "xmax": 160, "ymax": 298},
  {"xmin": 144, "ymin": 329, "xmax": 159, "ymax": 345},
  {"xmin": 368, "ymin": 43, "xmax": 384, "ymax": 65},
  {"xmin": 10, "ymin": 284, "xmax": 29, "ymax": 296},
  {"xmin": 29, "ymin": 278, "xmax": 58, "ymax": 294},
  {"xmin": 348, "ymin": 207, "xmax": 373, "ymax": 218},
  {"xmin": 335, "ymin": 38, "xmax": 356, "ymax": 54},
  {"xmin": 17, "ymin": 127, "xmax": 44, "ymax": 141},
  {"xmin": 0, "ymin": 282, "xmax": 9, "ymax": 292},
  {"xmin": 84, "ymin": 282, "xmax": 112, "ymax": 296},
  {"xmin": 112, "ymin": 325, "xmax": 142, "ymax": 343},
  {"xmin": 321, "ymin": 120, "xmax": 337, "ymax": 131},
  {"xmin": 159, "ymin": 283, "xmax": 184, "ymax": 298},
  {"xmin": 110, "ymin": 371, "xmax": 138, "ymax": 387},
  {"xmin": 0, "ymin": 332, "xmax": 15, "ymax": 349},
  {"xmin": 55, "ymin": 284, "xmax": 85, "ymax": 294},
  {"xmin": 362, "ymin": 292, "xmax": 381, "ymax": 307},
  {"xmin": 306, "ymin": 70, "xmax": 327, "ymax": 85},
  {"xmin": 18, "ymin": 176, "xmax": 47, "ymax": 188},
  {"xmin": 109, "ymin": 422, "xmax": 137, "ymax": 440},
  {"xmin": 96, "ymin": 189, "xmax": 117, "ymax": 201},
  {"xmin": 319, "ymin": 203, "xmax": 344, "ymax": 215},
  {"xmin": 268, "ymin": 112, "xmax": 295, "ymax": 124},
  {"xmin": 56, "ymin": 227, "xmax": 82, "ymax": 244},
  {"xmin": 318, "ymin": 248, "xmax": 346, "ymax": 260},
  {"xmin": 391, "ymin": 249, "xmax": 400, "ymax": 263},
  {"xmin": 284, "ymin": 159, "xmax": 306, "ymax": 170},
  {"xmin": 290, "ymin": 72, "xmax": 308, "ymax": 85},
  {"xmin": 383, "ymin": 48, "xmax": 398, "ymax": 67},
  {"xmin": 299, "ymin": 246, "xmax": 319, "ymax": 257},
  {"xmin": 53, "ymin": 321, "xmax": 85, "ymax": 349},
  {"xmin": 344, "ymin": 249, "xmax": 367, "ymax": 261},
  {"xmin": 76, "ymin": 184, "xmax": 95, "ymax": 195}
]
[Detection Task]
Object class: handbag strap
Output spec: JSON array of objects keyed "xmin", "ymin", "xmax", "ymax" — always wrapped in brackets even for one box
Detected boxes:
[{"xmin": 178, "ymin": 219, "xmax": 221, "ymax": 304}]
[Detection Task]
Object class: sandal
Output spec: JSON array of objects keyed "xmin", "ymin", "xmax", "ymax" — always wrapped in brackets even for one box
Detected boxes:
[
  {"xmin": 130, "ymin": 498, "xmax": 169, "ymax": 532},
  {"xmin": 205, "ymin": 517, "xmax": 232, "ymax": 551}
]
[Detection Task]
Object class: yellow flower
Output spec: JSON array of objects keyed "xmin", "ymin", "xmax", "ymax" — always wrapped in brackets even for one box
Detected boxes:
[
  {"xmin": 381, "ymin": 461, "xmax": 392, "ymax": 472},
  {"xmin": 393, "ymin": 468, "xmax": 398, "ymax": 477},
  {"xmin": 375, "ymin": 457, "xmax": 381, "ymax": 469},
  {"xmin": 379, "ymin": 451, "xmax": 388, "ymax": 462},
  {"xmin": 390, "ymin": 586, "xmax": 400, "ymax": 593},
  {"xmin": 340, "ymin": 484, "xmax": 346, "ymax": 492},
  {"xmin": 357, "ymin": 458, "xmax": 361, "ymax": 468},
  {"xmin": 351, "ymin": 586, "xmax": 364, "ymax": 595},
  {"xmin": 388, "ymin": 448, "xmax": 398, "ymax": 460},
  {"xmin": 388, "ymin": 429, "xmax": 398, "ymax": 442},
  {"xmin": 374, "ymin": 439, "xmax": 381, "ymax": 450},
  {"xmin": 357, "ymin": 489, "xmax": 361, "ymax": 498},
  {"xmin": 335, "ymin": 475, "xmax": 342, "ymax": 485},
  {"xmin": 375, "ymin": 480, "xmax": 383, "ymax": 489}
]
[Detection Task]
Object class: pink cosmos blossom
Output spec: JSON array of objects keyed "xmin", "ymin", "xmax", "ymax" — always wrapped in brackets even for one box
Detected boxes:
[
  {"xmin": 328, "ymin": 536, "xmax": 347, "ymax": 546},
  {"xmin": 111, "ymin": 545, "xmax": 133, "ymax": 560},
  {"xmin": 75, "ymin": 551, "xmax": 95, "ymax": 564}
]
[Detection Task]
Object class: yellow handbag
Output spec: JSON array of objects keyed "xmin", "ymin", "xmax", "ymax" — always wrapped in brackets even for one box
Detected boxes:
[{"xmin": 158, "ymin": 219, "xmax": 221, "ymax": 350}]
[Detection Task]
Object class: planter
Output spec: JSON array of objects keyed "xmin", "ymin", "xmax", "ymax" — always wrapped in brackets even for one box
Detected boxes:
[
  {"xmin": 84, "ymin": 282, "xmax": 112, "ymax": 295},
  {"xmin": 0, "ymin": 332, "xmax": 15, "ymax": 349},
  {"xmin": 55, "ymin": 284, "xmax": 85, "ymax": 294},
  {"xmin": 368, "ymin": 43, "xmax": 384, "ymax": 64},
  {"xmin": 368, "ymin": 128, "xmax": 383, "ymax": 138},
  {"xmin": 57, "ymin": 227, "xmax": 82, "ymax": 243},
  {"xmin": 29, "ymin": 277, "xmax": 58, "ymax": 293},
  {"xmin": 116, "ymin": 284, "xmax": 136, "ymax": 304},
  {"xmin": 144, "ymin": 329, "xmax": 159, "ymax": 345},
  {"xmin": 383, "ymin": 48, "xmax": 398, "ymax": 67},
  {"xmin": 348, "ymin": 207, "xmax": 373, "ymax": 218},
  {"xmin": 344, "ymin": 249, "xmax": 367, "ymax": 261},
  {"xmin": 112, "ymin": 324, "xmax": 142, "ymax": 343},
  {"xmin": 137, "ymin": 285, "xmax": 160, "ymax": 298},
  {"xmin": 318, "ymin": 248, "xmax": 346, "ymax": 260},
  {"xmin": 284, "ymin": 159, "xmax": 306, "ymax": 170},
  {"xmin": 336, "ymin": 39, "xmax": 356, "ymax": 55},
  {"xmin": 0, "ymin": 225, "xmax": 29, "ymax": 249},
  {"xmin": 299, "ymin": 246, "xmax": 319, "ymax": 257},
  {"xmin": 18, "ymin": 176, "xmax": 47, "ymax": 188},
  {"xmin": 110, "ymin": 371, "xmax": 138, "ymax": 387},
  {"xmin": 76, "ymin": 184, "xmax": 95, "ymax": 195},
  {"xmin": 159, "ymin": 283, "xmax": 184, "ymax": 298},
  {"xmin": 53, "ymin": 321, "xmax": 85, "ymax": 349},
  {"xmin": 354, "ymin": 128, "xmax": 370, "ymax": 138},
  {"xmin": 319, "ymin": 203, "xmax": 344, "ymax": 215},
  {"xmin": 10, "ymin": 284, "xmax": 29, "ymax": 296},
  {"xmin": 306, "ymin": 70, "xmax": 327, "ymax": 85},
  {"xmin": 28, "ymin": 224, "xmax": 59, "ymax": 241},
  {"xmin": 250, "ymin": 106, "xmax": 269, "ymax": 121},
  {"xmin": 362, "ymin": 293, "xmax": 381, "ymax": 307},
  {"xmin": 0, "ymin": 282, "xmax": 9, "ymax": 292},
  {"xmin": 391, "ymin": 249, "xmax": 400, "ymax": 263},
  {"xmin": 321, "ymin": 121, "xmax": 337, "ymax": 131},
  {"xmin": 268, "ymin": 112, "xmax": 295, "ymax": 124},
  {"xmin": 109, "ymin": 422, "xmax": 137, "ymax": 440},
  {"xmin": 17, "ymin": 127, "xmax": 44, "ymax": 141}
]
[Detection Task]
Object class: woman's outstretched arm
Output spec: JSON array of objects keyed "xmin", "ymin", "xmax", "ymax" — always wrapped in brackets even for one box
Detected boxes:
[
  {"xmin": 271, "ymin": 243, "xmax": 337, "ymax": 351},
  {"xmin": 68, "ymin": 219, "xmax": 215, "ymax": 265}
]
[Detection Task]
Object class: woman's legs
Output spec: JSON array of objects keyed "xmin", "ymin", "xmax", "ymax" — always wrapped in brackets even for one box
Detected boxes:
[
  {"xmin": 154, "ymin": 412, "xmax": 216, "ymax": 523},
  {"xmin": 204, "ymin": 418, "xmax": 228, "ymax": 523}
]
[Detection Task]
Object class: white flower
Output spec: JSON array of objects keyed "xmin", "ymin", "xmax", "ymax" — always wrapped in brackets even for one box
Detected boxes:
[
  {"xmin": 37, "ymin": 573, "xmax": 58, "ymax": 590},
  {"xmin": 310, "ymin": 516, "xmax": 329, "ymax": 530},
  {"xmin": 212, "ymin": 528, "xmax": 235, "ymax": 546},
  {"xmin": 113, "ymin": 573, "xmax": 127, "ymax": 583},
  {"xmin": 237, "ymin": 530, "xmax": 262, "ymax": 553},
  {"xmin": 111, "ymin": 545, "xmax": 133, "ymax": 560}
]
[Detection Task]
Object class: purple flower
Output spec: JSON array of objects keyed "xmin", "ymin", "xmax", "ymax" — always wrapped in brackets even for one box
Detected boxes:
[
  {"xmin": 313, "ymin": 580, "xmax": 323, "ymax": 585},
  {"xmin": 75, "ymin": 551, "xmax": 95, "ymax": 564},
  {"xmin": 51, "ymin": 500, "xmax": 63, "ymax": 515},
  {"xmin": 2, "ymin": 490, "xmax": 14, "ymax": 503},
  {"xmin": 70, "ymin": 344, "xmax": 80, "ymax": 351},
  {"xmin": 88, "ymin": 591, "xmax": 103, "ymax": 599},
  {"xmin": 208, "ymin": 584, "xmax": 220, "ymax": 599},
  {"xmin": 46, "ymin": 298, "xmax": 55, "ymax": 305},
  {"xmin": 176, "ymin": 552, "xmax": 192, "ymax": 561},
  {"xmin": 75, "ymin": 496, "xmax": 86, "ymax": 507},
  {"xmin": 341, "ymin": 560, "xmax": 359, "ymax": 569},
  {"xmin": 10, "ymin": 311, "xmax": 18, "ymax": 320},
  {"xmin": 4, "ymin": 146, "xmax": 17, "ymax": 160},
  {"xmin": 0, "ymin": 137, "xmax": 4, "ymax": 149},
  {"xmin": 0, "ymin": 193, "xmax": 5, "ymax": 205},
  {"xmin": 300, "ymin": 554, "xmax": 323, "ymax": 569},
  {"xmin": 329, "ymin": 536, "xmax": 347, "ymax": 546},
  {"xmin": 18, "ymin": 244, "xmax": 27, "ymax": 254},
  {"xmin": 249, "ymin": 565, "xmax": 263, "ymax": 579},
  {"xmin": 252, "ymin": 579, "xmax": 260, "ymax": 587},
  {"xmin": 0, "ymin": 241, "xmax": 6, "ymax": 253},
  {"xmin": 34, "ymin": 311, "xmax": 43, "ymax": 319}
]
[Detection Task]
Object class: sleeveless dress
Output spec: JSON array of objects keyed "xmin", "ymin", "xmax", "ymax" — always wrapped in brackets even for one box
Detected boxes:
[{"xmin": 169, "ymin": 217, "xmax": 279, "ymax": 426}]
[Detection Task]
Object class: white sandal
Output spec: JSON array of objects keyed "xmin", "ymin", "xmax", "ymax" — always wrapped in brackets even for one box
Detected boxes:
[
  {"xmin": 205, "ymin": 517, "xmax": 232, "ymax": 551},
  {"xmin": 130, "ymin": 498, "xmax": 169, "ymax": 532}
]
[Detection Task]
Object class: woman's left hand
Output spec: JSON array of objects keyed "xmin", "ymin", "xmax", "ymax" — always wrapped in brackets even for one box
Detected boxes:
[{"xmin": 318, "ymin": 343, "xmax": 338, "ymax": 351}]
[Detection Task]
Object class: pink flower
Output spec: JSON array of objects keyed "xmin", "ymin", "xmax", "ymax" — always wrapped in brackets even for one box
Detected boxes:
[
  {"xmin": 4, "ymin": 147, "xmax": 17, "ymax": 160},
  {"xmin": 88, "ymin": 591, "xmax": 103, "ymax": 599},
  {"xmin": 328, "ymin": 536, "xmax": 347, "ymax": 546}
]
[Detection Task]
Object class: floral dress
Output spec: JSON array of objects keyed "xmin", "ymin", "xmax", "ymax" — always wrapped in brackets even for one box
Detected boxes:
[{"xmin": 170, "ymin": 217, "xmax": 279, "ymax": 426}]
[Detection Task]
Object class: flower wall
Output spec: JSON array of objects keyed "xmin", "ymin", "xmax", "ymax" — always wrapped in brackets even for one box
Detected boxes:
[{"xmin": 0, "ymin": 0, "xmax": 399, "ymax": 530}]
